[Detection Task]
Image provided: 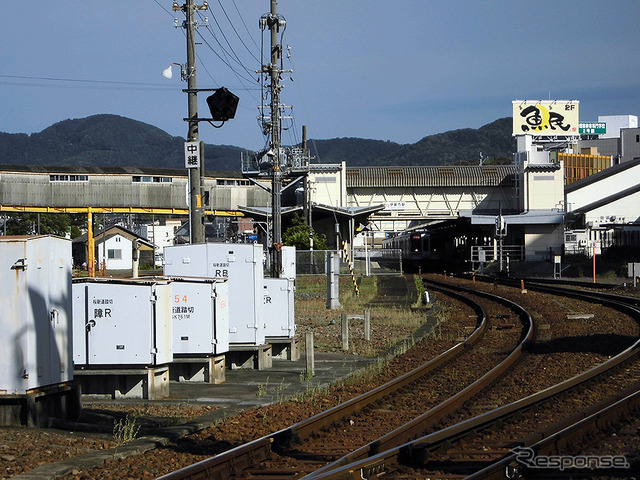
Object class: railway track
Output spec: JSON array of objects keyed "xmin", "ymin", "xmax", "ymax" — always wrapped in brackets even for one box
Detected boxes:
[
  {"xmin": 298, "ymin": 278, "xmax": 640, "ymax": 479},
  {"xmin": 155, "ymin": 283, "xmax": 535, "ymax": 480},
  {"xmin": 55, "ymin": 276, "xmax": 636, "ymax": 480}
]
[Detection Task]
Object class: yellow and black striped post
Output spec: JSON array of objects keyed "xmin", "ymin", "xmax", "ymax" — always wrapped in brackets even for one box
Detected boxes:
[{"xmin": 342, "ymin": 241, "xmax": 359, "ymax": 297}]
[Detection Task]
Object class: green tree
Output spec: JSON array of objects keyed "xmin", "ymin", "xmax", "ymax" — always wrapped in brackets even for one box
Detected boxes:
[
  {"xmin": 283, "ymin": 214, "xmax": 328, "ymax": 250},
  {"xmin": 5, "ymin": 213, "xmax": 84, "ymax": 238}
]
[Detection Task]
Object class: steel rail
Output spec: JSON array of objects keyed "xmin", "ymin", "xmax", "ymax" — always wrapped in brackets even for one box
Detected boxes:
[
  {"xmin": 155, "ymin": 285, "xmax": 489, "ymax": 480},
  {"xmin": 302, "ymin": 286, "xmax": 640, "ymax": 480},
  {"xmin": 465, "ymin": 381, "xmax": 640, "ymax": 480},
  {"xmin": 304, "ymin": 280, "xmax": 534, "ymax": 478},
  {"xmin": 467, "ymin": 274, "xmax": 620, "ymax": 290}
]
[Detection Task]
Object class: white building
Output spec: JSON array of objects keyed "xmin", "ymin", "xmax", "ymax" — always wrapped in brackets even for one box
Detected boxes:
[
  {"xmin": 135, "ymin": 219, "xmax": 182, "ymax": 266},
  {"xmin": 72, "ymin": 225, "xmax": 153, "ymax": 271},
  {"xmin": 598, "ymin": 115, "xmax": 638, "ymax": 139}
]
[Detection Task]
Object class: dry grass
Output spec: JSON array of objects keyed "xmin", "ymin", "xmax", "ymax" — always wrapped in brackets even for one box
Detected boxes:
[{"xmin": 295, "ymin": 275, "xmax": 426, "ymax": 357}]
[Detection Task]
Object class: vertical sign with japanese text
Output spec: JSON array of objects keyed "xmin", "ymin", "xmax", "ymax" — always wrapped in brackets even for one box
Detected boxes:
[{"xmin": 184, "ymin": 141, "xmax": 200, "ymax": 169}]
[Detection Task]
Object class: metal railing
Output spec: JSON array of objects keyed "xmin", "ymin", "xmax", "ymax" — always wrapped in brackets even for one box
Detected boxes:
[{"xmin": 470, "ymin": 245, "xmax": 525, "ymax": 271}]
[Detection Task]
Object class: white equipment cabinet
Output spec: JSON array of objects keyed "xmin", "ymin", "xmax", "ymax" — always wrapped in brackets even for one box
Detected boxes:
[
  {"xmin": 164, "ymin": 243, "xmax": 265, "ymax": 345},
  {"xmin": 72, "ymin": 278, "xmax": 173, "ymax": 366},
  {"xmin": 263, "ymin": 278, "xmax": 296, "ymax": 339},
  {"xmin": 280, "ymin": 245, "xmax": 297, "ymax": 280},
  {"xmin": 0, "ymin": 236, "xmax": 73, "ymax": 393},
  {"xmin": 169, "ymin": 277, "xmax": 229, "ymax": 355}
]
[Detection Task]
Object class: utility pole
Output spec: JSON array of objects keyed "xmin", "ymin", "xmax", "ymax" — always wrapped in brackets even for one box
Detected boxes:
[
  {"xmin": 264, "ymin": 0, "xmax": 284, "ymax": 277},
  {"xmin": 174, "ymin": 0, "xmax": 207, "ymax": 244}
]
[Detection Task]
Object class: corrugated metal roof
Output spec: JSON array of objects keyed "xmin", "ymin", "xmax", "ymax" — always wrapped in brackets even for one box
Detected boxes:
[{"xmin": 345, "ymin": 165, "xmax": 518, "ymax": 188}]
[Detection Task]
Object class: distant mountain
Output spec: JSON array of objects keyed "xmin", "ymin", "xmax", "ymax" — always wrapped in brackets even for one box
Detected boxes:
[
  {"xmin": 0, "ymin": 115, "xmax": 514, "ymax": 170},
  {"xmin": 304, "ymin": 137, "xmax": 404, "ymax": 165},
  {"xmin": 0, "ymin": 114, "xmax": 248, "ymax": 171},
  {"xmin": 376, "ymin": 117, "xmax": 514, "ymax": 166}
]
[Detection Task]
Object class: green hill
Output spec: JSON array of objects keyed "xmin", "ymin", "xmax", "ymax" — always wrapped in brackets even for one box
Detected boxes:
[{"xmin": 0, "ymin": 115, "xmax": 515, "ymax": 170}]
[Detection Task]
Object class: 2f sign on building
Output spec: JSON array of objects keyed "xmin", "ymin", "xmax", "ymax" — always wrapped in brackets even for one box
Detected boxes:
[
  {"xmin": 512, "ymin": 100, "xmax": 579, "ymax": 136},
  {"xmin": 184, "ymin": 141, "xmax": 200, "ymax": 168}
]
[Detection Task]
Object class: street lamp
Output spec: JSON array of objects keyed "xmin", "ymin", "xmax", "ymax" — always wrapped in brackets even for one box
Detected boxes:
[{"xmin": 161, "ymin": 63, "xmax": 186, "ymax": 80}]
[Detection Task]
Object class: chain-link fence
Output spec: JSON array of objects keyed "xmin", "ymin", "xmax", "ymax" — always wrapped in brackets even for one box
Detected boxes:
[{"xmin": 296, "ymin": 249, "xmax": 402, "ymax": 276}]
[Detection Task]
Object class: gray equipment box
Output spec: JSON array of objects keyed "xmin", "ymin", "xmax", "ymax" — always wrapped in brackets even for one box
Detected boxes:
[
  {"xmin": 0, "ymin": 236, "xmax": 74, "ymax": 393},
  {"xmin": 72, "ymin": 279, "xmax": 173, "ymax": 366},
  {"xmin": 163, "ymin": 243, "xmax": 265, "ymax": 345},
  {"xmin": 263, "ymin": 278, "xmax": 296, "ymax": 339},
  {"xmin": 169, "ymin": 277, "xmax": 230, "ymax": 355}
]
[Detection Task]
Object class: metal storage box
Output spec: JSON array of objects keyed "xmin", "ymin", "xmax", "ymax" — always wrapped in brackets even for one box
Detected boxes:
[
  {"xmin": 164, "ymin": 243, "xmax": 265, "ymax": 345},
  {"xmin": 169, "ymin": 277, "xmax": 229, "ymax": 355},
  {"xmin": 72, "ymin": 278, "xmax": 173, "ymax": 366},
  {"xmin": 0, "ymin": 235, "xmax": 73, "ymax": 393},
  {"xmin": 281, "ymin": 245, "xmax": 297, "ymax": 280},
  {"xmin": 263, "ymin": 278, "xmax": 296, "ymax": 339}
]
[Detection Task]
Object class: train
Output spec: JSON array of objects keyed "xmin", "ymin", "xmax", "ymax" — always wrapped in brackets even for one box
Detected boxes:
[
  {"xmin": 382, "ymin": 229, "xmax": 440, "ymax": 272},
  {"xmin": 382, "ymin": 219, "xmax": 495, "ymax": 273}
]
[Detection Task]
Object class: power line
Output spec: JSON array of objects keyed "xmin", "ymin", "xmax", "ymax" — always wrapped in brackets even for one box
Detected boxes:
[
  {"xmin": 195, "ymin": 28, "xmax": 256, "ymax": 85},
  {"xmin": 197, "ymin": 12, "xmax": 255, "ymax": 81},
  {"xmin": 0, "ymin": 74, "xmax": 171, "ymax": 88},
  {"xmin": 231, "ymin": 0, "xmax": 261, "ymax": 53},
  {"xmin": 216, "ymin": 0, "xmax": 261, "ymax": 64},
  {"xmin": 152, "ymin": 0, "xmax": 174, "ymax": 16}
]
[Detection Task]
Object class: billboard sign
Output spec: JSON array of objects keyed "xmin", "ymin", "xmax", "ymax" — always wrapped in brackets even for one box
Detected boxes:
[
  {"xmin": 579, "ymin": 122, "xmax": 606, "ymax": 135},
  {"xmin": 512, "ymin": 100, "xmax": 579, "ymax": 136}
]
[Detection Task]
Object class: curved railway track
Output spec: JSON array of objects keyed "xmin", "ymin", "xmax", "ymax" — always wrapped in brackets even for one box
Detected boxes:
[
  {"xmin": 301, "ymin": 278, "xmax": 640, "ymax": 479},
  {"xmin": 155, "ymin": 283, "xmax": 535, "ymax": 480},
  {"xmin": 55, "ymin": 276, "xmax": 637, "ymax": 480}
]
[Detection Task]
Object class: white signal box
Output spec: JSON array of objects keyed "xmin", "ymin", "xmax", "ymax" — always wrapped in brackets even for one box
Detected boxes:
[
  {"xmin": 72, "ymin": 279, "xmax": 173, "ymax": 366},
  {"xmin": 169, "ymin": 278, "xmax": 229, "ymax": 355},
  {"xmin": 163, "ymin": 243, "xmax": 266, "ymax": 345},
  {"xmin": 0, "ymin": 236, "xmax": 73, "ymax": 393},
  {"xmin": 263, "ymin": 277, "xmax": 296, "ymax": 339}
]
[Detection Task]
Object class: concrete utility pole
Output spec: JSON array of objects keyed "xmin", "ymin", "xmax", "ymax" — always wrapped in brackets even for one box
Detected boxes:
[
  {"xmin": 265, "ymin": 0, "xmax": 284, "ymax": 277},
  {"xmin": 175, "ymin": 0, "xmax": 207, "ymax": 244}
]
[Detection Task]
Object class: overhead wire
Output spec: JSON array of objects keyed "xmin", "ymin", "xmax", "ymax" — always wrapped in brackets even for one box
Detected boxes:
[
  {"xmin": 217, "ymin": 0, "xmax": 261, "ymax": 64},
  {"xmin": 199, "ymin": 11, "xmax": 253, "ymax": 79},
  {"xmin": 153, "ymin": 1, "xmax": 303, "ymax": 155},
  {"xmin": 284, "ymin": 45, "xmax": 339, "ymax": 226},
  {"xmin": 153, "ymin": 2, "xmax": 336, "ymax": 235},
  {"xmin": 0, "ymin": 74, "xmax": 176, "ymax": 91},
  {"xmin": 152, "ymin": 0, "xmax": 174, "ymax": 16},
  {"xmin": 196, "ymin": 12, "xmax": 255, "ymax": 84},
  {"xmin": 193, "ymin": 7, "xmax": 263, "ymax": 125}
]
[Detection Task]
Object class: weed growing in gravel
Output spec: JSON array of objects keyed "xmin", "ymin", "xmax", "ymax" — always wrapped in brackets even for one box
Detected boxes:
[
  {"xmin": 299, "ymin": 370, "xmax": 314, "ymax": 382},
  {"xmin": 113, "ymin": 415, "xmax": 140, "ymax": 445},
  {"xmin": 275, "ymin": 378, "xmax": 287, "ymax": 404},
  {"xmin": 413, "ymin": 274, "xmax": 427, "ymax": 306},
  {"xmin": 212, "ymin": 412, "xmax": 230, "ymax": 426},
  {"xmin": 256, "ymin": 377, "xmax": 269, "ymax": 398},
  {"xmin": 297, "ymin": 381, "xmax": 329, "ymax": 405}
]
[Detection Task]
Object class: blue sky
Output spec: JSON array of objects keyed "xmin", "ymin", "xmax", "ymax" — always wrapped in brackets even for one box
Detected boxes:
[{"xmin": 1, "ymin": 1, "xmax": 638, "ymax": 151}]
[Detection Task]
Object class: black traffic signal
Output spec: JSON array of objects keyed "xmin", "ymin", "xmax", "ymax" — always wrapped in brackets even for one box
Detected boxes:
[{"xmin": 206, "ymin": 87, "xmax": 239, "ymax": 122}]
